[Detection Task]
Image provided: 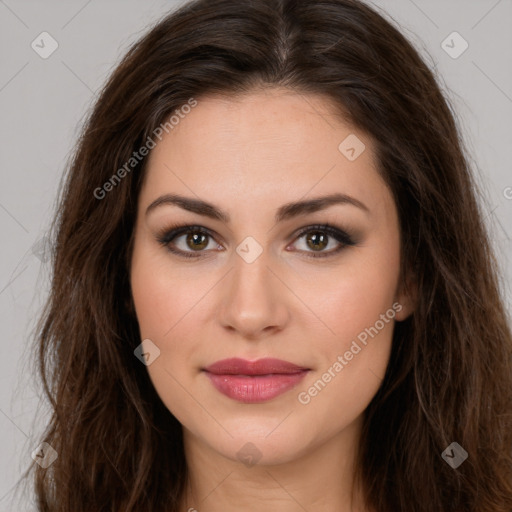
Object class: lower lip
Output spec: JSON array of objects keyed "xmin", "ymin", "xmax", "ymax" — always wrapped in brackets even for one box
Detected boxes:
[{"xmin": 204, "ymin": 371, "xmax": 309, "ymax": 403}]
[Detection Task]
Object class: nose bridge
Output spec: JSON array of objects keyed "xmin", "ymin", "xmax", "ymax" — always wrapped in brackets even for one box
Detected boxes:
[
  {"xmin": 232, "ymin": 247, "xmax": 272, "ymax": 296},
  {"xmin": 218, "ymin": 246, "xmax": 289, "ymax": 337}
]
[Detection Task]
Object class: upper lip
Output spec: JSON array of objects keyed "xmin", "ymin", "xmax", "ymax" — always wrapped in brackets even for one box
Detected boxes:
[{"xmin": 203, "ymin": 358, "xmax": 309, "ymax": 375}]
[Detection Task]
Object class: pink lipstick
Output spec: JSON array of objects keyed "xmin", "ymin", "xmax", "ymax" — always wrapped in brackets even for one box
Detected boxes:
[{"xmin": 203, "ymin": 357, "xmax": 309, "ymax": 403}]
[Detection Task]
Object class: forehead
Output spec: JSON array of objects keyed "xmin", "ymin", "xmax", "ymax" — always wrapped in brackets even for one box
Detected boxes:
[
  {"xmin": 150, "ymin": 88, "xmax": 362, "ymax": 161},
  {"xmin": 140, "ymin": 88, "xmax": 391, "ymax": 221}
]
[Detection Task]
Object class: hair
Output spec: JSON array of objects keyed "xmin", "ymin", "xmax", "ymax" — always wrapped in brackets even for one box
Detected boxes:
[{"xmin": 21, "ymin": 0, "xmax": 512, "ymax": 510}]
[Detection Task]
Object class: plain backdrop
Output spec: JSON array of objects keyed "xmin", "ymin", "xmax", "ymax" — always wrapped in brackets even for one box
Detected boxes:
[{"xmin": 0, "ymin": 0, "xmax": 511, "ymax": 509}]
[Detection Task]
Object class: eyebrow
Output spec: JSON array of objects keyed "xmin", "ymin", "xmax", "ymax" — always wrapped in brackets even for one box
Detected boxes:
[{"xmin": 145, "ymin": 192, "xmax": 370, "ymax": 223}]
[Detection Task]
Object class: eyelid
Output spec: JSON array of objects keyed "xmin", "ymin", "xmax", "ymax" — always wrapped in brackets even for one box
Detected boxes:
[{"xmin": 291, "ymin": 223, "xmax": 355, "ymax": 246}]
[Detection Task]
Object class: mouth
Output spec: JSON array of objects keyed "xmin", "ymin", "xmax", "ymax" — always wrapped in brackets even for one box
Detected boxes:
[{"xmin": 202, "ymin": 358, "xmax": 310, "ymax": 403}]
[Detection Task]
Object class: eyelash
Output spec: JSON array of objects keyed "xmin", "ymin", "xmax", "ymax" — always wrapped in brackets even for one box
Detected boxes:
[{"xmin": 155, "ymin": 223, "xmax": 356, "ymax": 260}]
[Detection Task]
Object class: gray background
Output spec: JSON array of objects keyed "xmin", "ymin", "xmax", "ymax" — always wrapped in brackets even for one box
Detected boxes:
[{"xmin": 1, "ymin": 0, "xmax": 511, "ymax": 509}]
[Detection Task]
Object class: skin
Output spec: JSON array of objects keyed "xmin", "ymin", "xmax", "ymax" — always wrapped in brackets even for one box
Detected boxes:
[{"xmin": 130, "ymin": 87, "xmax": 416, "ymax": 512}]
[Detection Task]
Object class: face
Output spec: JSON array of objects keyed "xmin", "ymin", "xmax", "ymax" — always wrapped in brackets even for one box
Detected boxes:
[{"xmin": 130, "ymin": 87, "xmax": 414, "ymax": 466}]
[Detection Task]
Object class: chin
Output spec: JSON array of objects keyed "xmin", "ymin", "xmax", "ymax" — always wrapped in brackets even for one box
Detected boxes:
[{"xmin": 200, "ymin": 421, "xmax": 314, "ymax": 467}]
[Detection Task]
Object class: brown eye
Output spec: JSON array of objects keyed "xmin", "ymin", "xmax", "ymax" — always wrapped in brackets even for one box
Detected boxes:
[
  {"xmin": 291, "ymin": 224, "xmax": 356, "ymax": 258},
  {"xmin": 305, "ymin": 231, "xmax": 329, "ymax": 252},
  {"xmin": 156, "ymin": 225, "xmax": 219, "ymax": 258},
  {"xmin": 185, "ymin": 231, "xmax": 209, "ymax": 251},
  {"xmin": 157, "ymin": 223, "xmax": 356, "ymax": 260}
]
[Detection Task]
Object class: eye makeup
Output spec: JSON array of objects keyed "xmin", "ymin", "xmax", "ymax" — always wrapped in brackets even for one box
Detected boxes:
[{"xmin": 155, "ymin": 222, "xmax": 358, "ymax": 260}]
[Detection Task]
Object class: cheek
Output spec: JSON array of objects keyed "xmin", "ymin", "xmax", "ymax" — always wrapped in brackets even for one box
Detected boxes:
[
  {"xmin": 295, "ymin": 239, "xmax": 400, "ymax": 413},
  {"xmin": 130, "ymin": 250, "xmax": 203, "ymax": 423},
  {"xmin": 130, "ymin": 244, "xmax": 219, "ymax": 377},
  {"xmin": 313, "ymin": 242, "xmax": 400, "ymax": 347},
  {"xmin": 130, "ymin": 246, "xmax": 201, "ymax": 339}
]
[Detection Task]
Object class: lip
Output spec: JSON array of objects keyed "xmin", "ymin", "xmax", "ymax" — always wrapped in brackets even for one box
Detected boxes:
[
  {"xmin": 203, "ymin": 358, "xmax": 310, "ymax": 403},
  {"xmin": 204, "ymin": 357, "xmax": 309, "ymax": 375}
]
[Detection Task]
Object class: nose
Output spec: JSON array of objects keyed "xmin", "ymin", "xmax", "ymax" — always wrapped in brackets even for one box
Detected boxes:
[{"xmin": 217, "ymin": 250, "xmax": 290, "ymax": 340}]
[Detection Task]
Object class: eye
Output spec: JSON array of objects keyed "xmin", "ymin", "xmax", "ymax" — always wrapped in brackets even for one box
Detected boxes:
[
  {"xmin": 289, "ymin": 224, "xmax": 356, "ymax": 258},
  {"xmin": 156, "ymin": 224, "xmax": 220, "ymax": 259},
  {"xmin": 156, "ymin": 223, "xmax": 356, "ymax": 259}
]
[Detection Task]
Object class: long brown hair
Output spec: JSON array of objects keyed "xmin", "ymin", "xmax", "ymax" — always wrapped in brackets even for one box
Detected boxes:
[{"xmin": 22, "ymin": 0, "xmax": 512, "ymax": 510}]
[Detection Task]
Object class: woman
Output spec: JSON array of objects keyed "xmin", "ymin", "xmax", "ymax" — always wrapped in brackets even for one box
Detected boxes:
[{"xmin": 25, "ymin": 0, "xmax": 512, "ymax": 510}]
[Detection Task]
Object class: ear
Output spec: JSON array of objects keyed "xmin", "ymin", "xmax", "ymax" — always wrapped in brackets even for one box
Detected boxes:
[{"xmin": 393, "ymin": 270, "xmax": 417, "ymax": 322}]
